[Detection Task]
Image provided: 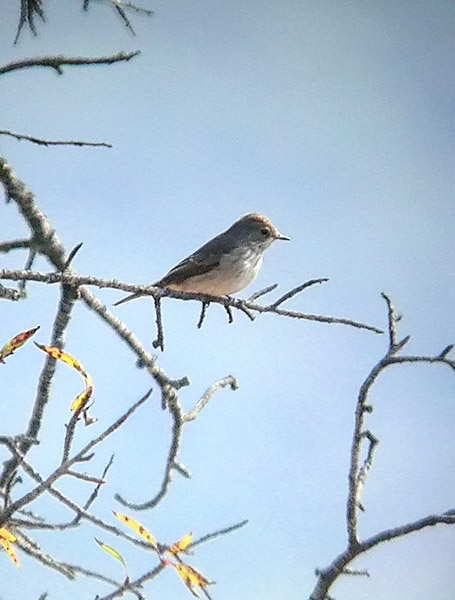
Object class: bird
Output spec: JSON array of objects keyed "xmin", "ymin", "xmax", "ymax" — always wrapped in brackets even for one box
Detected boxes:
[{"xmin": 113, "ymin": 213, "xmax": 290, "ymax": 306}]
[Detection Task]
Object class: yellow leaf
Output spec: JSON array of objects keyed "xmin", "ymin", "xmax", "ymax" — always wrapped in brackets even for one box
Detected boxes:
[
  {"xmin": 173, "ymin": 562, "xmax": 212, "ymax": 597},
  {"xmin": 113, "ymin": 512, "xmax": 157, "ymax": 549},
  {"xmin": 0, "ymin": 326, "xmax": 40, "ymax": 363},
  {"xmin": 34, "ymin": 343, "xmax": 94, "ymax": 415},
  {"xmin": 71, "ymin": 386, "xmax": 94, "ymax": 412},
  {"xmin": 170, "ymin": 532, "xmax": 193, "ymax": 555},
  {"xmin": 94, "ymin": 537, "xmax": 129, "ymax": 574},
  {"xmin": 0, "ymin": 537, "xmax": 20, "ymax": 568},
  {"xmin": 0, "ymin": 527, "xmax": 16, "ymax": 543}
]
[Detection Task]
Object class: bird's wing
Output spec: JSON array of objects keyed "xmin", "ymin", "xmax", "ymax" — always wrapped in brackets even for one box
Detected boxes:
[{"xmin": 157, "ymin": 232, "xmax": 231, "ymax": 286}]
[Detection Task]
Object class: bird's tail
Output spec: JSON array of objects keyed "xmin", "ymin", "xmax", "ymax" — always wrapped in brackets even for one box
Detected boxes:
[{"xmin": 113, "ymin": 292, "xmax": 144, "ymax": 307}]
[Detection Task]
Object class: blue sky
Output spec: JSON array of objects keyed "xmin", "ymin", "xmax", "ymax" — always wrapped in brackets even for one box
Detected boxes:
[{"xmin": 1, "ymin": 1, "xmax": 454, "ymax": 599}]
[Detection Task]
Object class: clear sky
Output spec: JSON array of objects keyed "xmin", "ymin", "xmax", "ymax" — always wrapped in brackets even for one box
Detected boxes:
[{"xmin": 1, "ymin": 1, "xmax": 454, "ymax": 599}]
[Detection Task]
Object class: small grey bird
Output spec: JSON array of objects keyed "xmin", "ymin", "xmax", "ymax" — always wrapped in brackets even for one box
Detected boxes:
[{"xmin": 114, "ymin": 213, "xmax": 290, "ymax": 306}]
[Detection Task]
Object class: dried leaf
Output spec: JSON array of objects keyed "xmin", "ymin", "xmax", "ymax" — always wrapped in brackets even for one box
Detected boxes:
[
  {"xmin": 0, "ymin": 326, "xmax": 39, "ymax": 363},
  {"xmin": 0, "ymin": 527, "xmax": 16, "ymax": 543},
  {"xmin": 173, "ymin": 561, "xmax": 212, "ymax": 597},
  {"xmin": 0, "ymin": 537, "xmax": 20, "ymax": 568},
  {"xmin": 113, "ymin": 512, "xmax": 157, "ymax": 549},
  {"xmin": 170, "ymin": 532, "xmax": 193, "ymax": 555},
  {"xmin": 34, "ymin": 343, "xmax": 94, "ymax": 416}
]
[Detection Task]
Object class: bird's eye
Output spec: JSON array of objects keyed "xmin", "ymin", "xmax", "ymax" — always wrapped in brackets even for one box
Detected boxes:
[{"xmin": 260, "ymin": 227, "xmax": 270, "ymax": 237}]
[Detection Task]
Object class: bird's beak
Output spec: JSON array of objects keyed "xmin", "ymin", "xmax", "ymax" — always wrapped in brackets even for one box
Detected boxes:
[{"xmin": 275, "ymin": 231, "xmax": 290, "ymax": 241}]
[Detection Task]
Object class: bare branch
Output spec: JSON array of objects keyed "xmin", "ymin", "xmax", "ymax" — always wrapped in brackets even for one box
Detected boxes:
[
  {"xmin": 15, "ymin": 0, "xmax": 45, "ymax": 44},
  {"xmin": 247, "ymin": 283, "xmax": 278, "ymax": 302},
  {"xmin": 62, "ymin": 243, "xmax": 84, "ymax": 272},
  {"xmin": 115, "ymin": 393, "xmax": 185, "ymax": 510},
  {"xmin": 116, "ymin": 374, "xmax": 237, "ymax": 509},
  {"xmin": 19, "ymin": 246, "xmax": 37, "ymax": 293},
  {"xmin": 0, "ymin": 51, "xmax": 141, "ymax": 76},
  {"xmin": 271, "ymin": 278, "xmax": 329, "ymax": 308},
  {"xmin": 111, "ymin": 0, "xmax": 154, "ymax": 17},
  {"xmin": 95, "ymin": 564, "xmax": 164, "ymax": 600},
  {"xmin": 152, "ymin": 295, "xmax": 165, "ymax": 350},
  {"xmin": 0, "ymin": 129, "xmax": 112, "ymax": 148},
  {"xmin": 362, "ymin": 512, "xmax": 455, "ymax": 550},
  {"xmin": 66, "ymin": 470, "xmax": 105, "ymax": 485},
  {"xmin": 0, "ymin": 268, "xmax": 384, "ymax": 334},
  {"xmin": 343, "ymin": 568, "xmax": 370, "ymax": 577},
  {"xmin": 0, "ymin": 157, "xmax": 182, "ymax": 409},
  {"xmin": 310, "ymin": 296, "xmax": 455, "ymax": 600},
  {"xmin": 185, "ymin": 376, "xmax": 239, "ymax": 422},
  {"xmin": 0, "ymin": 392, "xmax": 149, "ymax": 524},
  {"xmin": 15, "ymin": 529, "xmax": 76, "ymax": 579},
  {"xmin": 235, "ymin": 300, "xmax": 256, "ymax": 322},
  {"xmin": 355, "ymin": 431, "xmax": 379, "ymax": 512},
  {"xmin": 191, "ymin": 519, "xmax": 249, "ymax": 549},
  {"xmin": 0, "ymin": 238, "xmax": 32, "ymax": 252},
  {"xmin": 197, "ymin": 301, "xmax": 209, "ymax": 329},
  {"xmin": 0, "ymin": 282, "xmax": 79, "ymax": 491},
  {"xmin": 81, "ymin": 454, "xmax": 115, "ymax": 516},
  {"xmin": 18, "ymin": 529, "xmax": 138, "ymax": 594},
  {"xmin": 96, "ymin": 519, "xmax": 246, "ymax": 600},
  {"xmin": 0, "ymin": 284, "xmax": 21, "ymax": 301}
]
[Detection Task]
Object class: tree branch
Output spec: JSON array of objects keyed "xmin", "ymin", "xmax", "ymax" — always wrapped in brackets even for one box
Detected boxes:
[
  {"xmin": 310, "ymin": 294, "xmax": 455, "ymax": 600},
  {"xmin": 0, "ymin": 51, "xmax": 140, "ymax": 76},
  {"xmin": 0, "ymin": 129, "xmax": 112, "ymax": 148},
  {"xmin": 0, "ymin": 268, "xmax": 384, "ymax": 335}
]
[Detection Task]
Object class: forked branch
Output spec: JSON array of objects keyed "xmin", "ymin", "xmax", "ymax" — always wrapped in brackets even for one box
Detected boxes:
[{"xmin": 310, "ymin": 293, "xmax": 455, "ymax": 600}]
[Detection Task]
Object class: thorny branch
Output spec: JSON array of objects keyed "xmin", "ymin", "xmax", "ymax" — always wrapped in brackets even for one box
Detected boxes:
[{"xmin": 309, "ymin": 293, "xmax": 455, "ymax": 600}]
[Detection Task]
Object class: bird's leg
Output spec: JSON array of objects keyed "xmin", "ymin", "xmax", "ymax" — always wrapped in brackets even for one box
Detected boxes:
[{"xmin": 197, "ymin": 301, "xmax": 210, "ymax": 329}]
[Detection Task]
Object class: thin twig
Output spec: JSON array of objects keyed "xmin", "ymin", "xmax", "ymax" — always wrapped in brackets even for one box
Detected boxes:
[
  {"xmin": 197, "ymin": 301, "xmax": 209, "ymax": 329},
  {"xmin": 0, "ymin": 129, "xmax": 112, "ymax": 148},
  {"xmin": 14, "ymin": 0, "xmax": 45, "ymax": 44},
  {"xmin": 191, "ymin": 519, "xmax": 249, "ymax": 548},
  {"xmin": 185, "ymin": 376, "xmax": 239, "ymax": 422},
  {"xmin": 66, "ymin": 470, "xmax": 105, "ymax": 485},
  {"xmin": 234, "ymin": 300, "xmax": 255, "ymax": 321},
  {"xmin": 0, "ymin": 238, "xmax": 31, "ymax": 252},
  {"xmin": 0, "ymin": 284, "xmax": 20, "ymax": 301},
  {"xmin": 0, "ymin": 392, "xmax": 150, "ymax": 524},
  {"xmin": 0, "ymin": 51, "xmax": 141, "ymax": 76},
  {"xmin": 95, "ymin": 564, "xmax": 164, "ymax": 600},
  {"xmin": 271, "ymin": 278, "xmax": 329, "ymax": 308},
  {"xmin": 247, "ymin": 283, "xmax": 278, "ymax": 302},
  {"xmin": 82, "ymin": 454, "xmax": 115, "ymax": 515},
  {"xmin": 115, "ymin": 395, "xmax": 184, "ymax": 510},
  {"xmin": 112, "ymin": 0, "xmax": 154, "ymax": 16},
  {"xmin": 152, "ymin": 296, "xmax": 165, "ymax": 350},
  {"xmin": 62, "ymin": 242, "xmax": 84, "ymax": 271},
  {"xmin": 19, "ymin": 246, "xmax": 36, "ymax": 293},
  {"xmin": 15, "ymin": 529, "xmax": 76, "ymax": 579}
]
